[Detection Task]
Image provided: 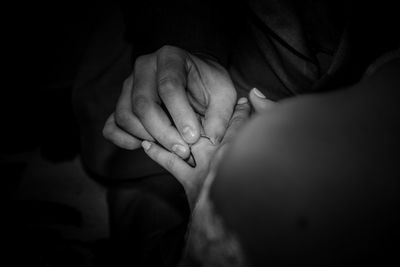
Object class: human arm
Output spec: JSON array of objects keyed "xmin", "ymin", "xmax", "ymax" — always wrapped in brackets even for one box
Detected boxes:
[{"xmin": 210, "ymin": 58, "xmax": 400, "ymax": 265}]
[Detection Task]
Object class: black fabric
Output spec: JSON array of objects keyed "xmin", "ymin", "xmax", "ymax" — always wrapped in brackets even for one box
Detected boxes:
[
  {"xmin": 120, "ymin": 1, "xmax": 400, "ymax": 99},
  {"xmin": 232, "ymin": 0, "xmax": 400, "ymax": 98},
  {"xmin": 120, "ymin": 0, "xmax": 234, "ymax": 65}
]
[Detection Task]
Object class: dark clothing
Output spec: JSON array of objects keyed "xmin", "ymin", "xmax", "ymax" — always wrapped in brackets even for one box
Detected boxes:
[{"xmin": 122, "ymin": 0, "xmax": 399, "ymax": 99}]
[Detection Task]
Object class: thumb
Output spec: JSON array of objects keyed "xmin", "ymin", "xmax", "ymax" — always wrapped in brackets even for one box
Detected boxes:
[{"xmin": 249, "ymin": 88, "xmax": 276, "ymax": 113}]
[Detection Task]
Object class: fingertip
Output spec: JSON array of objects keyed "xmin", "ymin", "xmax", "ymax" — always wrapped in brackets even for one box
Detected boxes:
[
  {"xmin": 103, "ymin": 114, "xmax": 141, "ymax": 150},
  {"xmin": 249, "ymin": 88, "xmax": 275, "ymax": 113},
  {"xmin": 102, "ymin": 113, "xmax": 115, "ymax": 136},
  {"xmin": 140, "ymin": 138, "xmax": 191, "ymax": 180},
  {"xmin": 182, "ymin": 125, "xmax": 200, "ymax": 144},
  {"xmin": 107, "ymin": 132, "xmax": 141, "ymax": 150},
  {"xmin": 102, "ymin": 124, "xmax": 111, "ymax": 140},
  {"xmin": 172, "ymin": 143, "xmax": 190, "ymax": 159},
  {"xmin": 237, "ymin": 97, "xmax": 248, "ymax": 105},
  {"xmin": 141, "ymin": 140, "xmax": 152, "ymax": 151},
  {"xmin": 251, "ymin": 87, "xmax": 266, "ymax": 99}
]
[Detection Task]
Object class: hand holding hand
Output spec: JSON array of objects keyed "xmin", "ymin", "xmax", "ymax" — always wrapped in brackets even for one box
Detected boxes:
[
  {"xmin": 141, "ymin": 97, "xmax": 251, "ymax": 209},
  {"xmin": 103, "ymin": 46, "xmax": 237, "ymax": 159}
]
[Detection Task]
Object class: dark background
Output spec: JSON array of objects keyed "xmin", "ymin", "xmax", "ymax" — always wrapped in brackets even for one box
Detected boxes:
[
  {"xmin": 3, "ymin": 1, "xmax": 114, "ymax": 266},
  {"xmin": 3, "ymin": 0, "xmax": 97, "ymax": 156}
]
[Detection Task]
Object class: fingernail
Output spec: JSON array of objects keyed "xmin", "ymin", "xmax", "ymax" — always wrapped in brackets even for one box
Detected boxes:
[
  {"xmin": 182, "ymin": 126, "xmax": 196, "ymax": 142},
  {"xmin": 237, "ymin": 97, "xmax": 248, "ymax": 104},
  {"xmin": 172, "ymin": 144, "xmax": 187, "ymax": 155},
  {"xmin": 252, "ymin": 88, "xmax": 266, "ymax": 99},
  {"xmin": 141, "ymin": 140, "xmax": 151, "ymax": 151}
]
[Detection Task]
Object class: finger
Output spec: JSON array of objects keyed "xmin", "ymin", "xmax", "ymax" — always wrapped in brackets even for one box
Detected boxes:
[
  {"xmin": 223, "ymin": 97, "xmax": 251, "ymax": 143},
  {"xmin": 192, "ymin": 99, "xmax": 250, "ymax": 173},
  {"xmin": 186, "ymin": 56, "xmax": 237, "ymax": 145},
  {"xmin": 157, "ymin": 46, "xmax": 201, "ymax": 144},
  {"xmin": 103, "ymin": 113, "xmax": 142, "ymax": 150},
  {"xmin": 190, "ymin": 136, "xmax": 217, "ymax": 168},
  {"xmin": 249, "ymin": 88, "xmax": 276, "ymax": 113},
  {"xmin": 141, "ymin": 140, "xmax": 191, "ymax": 183},
  {"xmin": 115, "ymin": 75, "xmax": 154, "ymax": 141},
  {"xmin": 202, "ymin": 79, "xmax": 237, "ymax": 145},
  {"xmin": 132, "ymin": 54, "xmax": 190, "ymax": 158}
]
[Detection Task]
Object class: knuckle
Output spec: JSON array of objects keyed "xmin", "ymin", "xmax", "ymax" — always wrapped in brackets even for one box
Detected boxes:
[
  {"xmin": 122, "ymin": 75, "xmax": 133, "ymax": 89},
  {"xmin": 134, "ymin": 54, "xmax": 153, "ymax": 71},
  {"xmin": 232, "ymin": 107, "xmax": 250, "ymax": 120},
  {"xmin": 131, "ymin": 94, "xmax": 150, "ymax": 117},
  {"xmin": 134, "ymin": 56, "xmax": 146, "ymax": 69},
  {"xmin": 158, "ymin": 76, "xmax": 182, "ymax": 97},
  {"xmin": 229, "ymin": 114, "xmax": 245, "ymax": 126},
  {"xmin": 159, "ymin": 45, "xmax": 179, "ymax": 54},
  {"xmin": 114, "ymin": 109, "xmax": 132, "ymax": 128},
  {"xmin": 233, "ymin": 112, "xmax": 248, "ymax": 123}
]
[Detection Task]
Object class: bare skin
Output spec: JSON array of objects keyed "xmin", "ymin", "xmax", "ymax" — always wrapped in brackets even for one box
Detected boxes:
[{"xmin": 103, "ymin": 45, "xmax": 237, "ymax": 159}]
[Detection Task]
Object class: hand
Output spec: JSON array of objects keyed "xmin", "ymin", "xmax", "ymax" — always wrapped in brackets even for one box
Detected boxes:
[
  {"xmin": 103, "ymin": 45, "xmax": 237, "ymax": 159},
  {"xmin": 248, "ymin": 87, "xmax": 276, "ymax": 114},
  {"xmin": 141, "ymin": 97, "xmax": 251, "ymax": 209}
]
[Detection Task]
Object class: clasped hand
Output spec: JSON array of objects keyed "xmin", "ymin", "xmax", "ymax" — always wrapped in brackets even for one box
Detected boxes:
[
  {"xmin": 103, "ymin": 45, "xmax": 237, "ymax": 158},
  {"xmin": 103, "ymin": 45, "xmax": 275, "ymax": 208}
]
